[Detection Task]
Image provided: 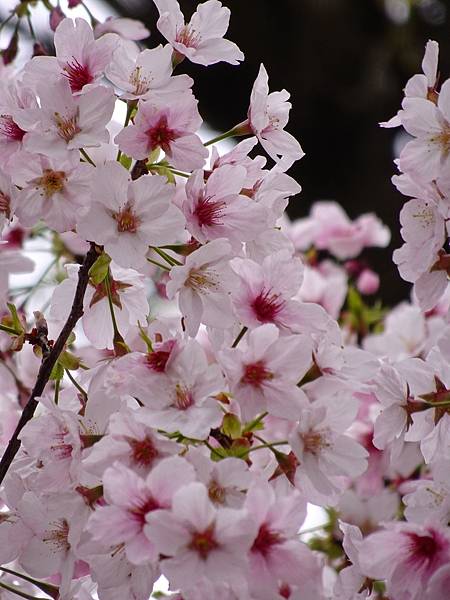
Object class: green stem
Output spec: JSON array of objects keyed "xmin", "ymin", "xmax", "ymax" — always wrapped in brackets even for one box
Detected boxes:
[
  {"xmin": 0, "ymin": 323, "xmax": 21, "ymax": 336},
  {"xmin": 231, "ymin": 326, "xmax": 248, "ymax": 348},
  {"xmin": 0, "ymin": 567, "xmax": 59, "ymax": 599},
  {"xmin": 204, "ymin": 440, "xmax": 224, "ymax": 459},
  {"xmin": 299, "ymin": 524, "xmax": 328, "ymax": 536},
  {"xmin": 104, "ymin": 271, "xmax": 121, "ymax": 340},
  {"xmin": 26, "ymin": 14, "xmax": 36, "ymax": 40},
  {"xmin": 0, "ymin": 13, "xmax": 14, "ymax": 35},
  {"xmin": 80, "ymin": 1, "xmax": 98, "ymax": 27},
  {"xmin": 152, "ymin": 247, "xmax": 182, "ymax": 266},
  {"xmin": 18, "ymin": 256, "xmax": 58, "ymax": 310},
  {"xmin": 54, "ymin": 378, "xmax": 60, "ymax": 405},
  {"xmin": 204, "ymin": 129, "xmax": 238, "ymax": 147},
  {"xmin": 65, "ymin": 369, "xmax": 88, "ymax": 401},
  {"xmin": 147, "ymin": 258, "xmax": 171, "ymax": 271},
  {"xmin": 243, "ymin": 411, "xmax": 268, "ymax": 433},
  {"xmin": 167, "ymin": 167, "xmax": 190, "ymax": 178},
  {"xmin": 0, "ymin": 580, "xmax": 47, "ymax": 600},
  {"xmin": 80, "ymin": 148, "xmax": 96, "ymax": 166},
  {"xmin": 249, "ymin": 441, "xmax": 289, "ymax": 453}
]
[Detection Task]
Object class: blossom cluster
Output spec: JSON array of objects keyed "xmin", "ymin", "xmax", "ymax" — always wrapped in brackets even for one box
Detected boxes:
[{"xmin": 0, "ymin": 2, "xmax": 450, "ymax": 600}]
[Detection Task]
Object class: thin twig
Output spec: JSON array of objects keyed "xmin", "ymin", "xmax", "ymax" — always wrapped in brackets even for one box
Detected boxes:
[{"xmin": 0, "ymin": 243, "xmax": 99, "ymax": 485}]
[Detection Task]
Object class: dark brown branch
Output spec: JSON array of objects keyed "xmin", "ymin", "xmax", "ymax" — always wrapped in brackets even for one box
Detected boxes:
[{"xmin": 0, "ymin": 242, "xmax": 99, "ymax": 485}]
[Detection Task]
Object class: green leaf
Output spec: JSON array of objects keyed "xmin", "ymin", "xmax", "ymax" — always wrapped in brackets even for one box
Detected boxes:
[
  {"xmin": 7, "ymin": 303, "xmax": 24, "ymax": 333},
  {"xmin": 50, "ymin": 361, "xmax": 64, "ymax": 381},
  {"xmin": 88, "ymin": 253, "xmax": 111, "ymax": 285},
  {"xmin": 58, "ymin": 351, "xmax": 80, "ymax": 371},
  {"xmin": 221, "ymin": 413, "xmax": 242, "ymax": 439},
  {"xmin": 119, "ymin": 153, "xmax": 132, "ymax": 170}
]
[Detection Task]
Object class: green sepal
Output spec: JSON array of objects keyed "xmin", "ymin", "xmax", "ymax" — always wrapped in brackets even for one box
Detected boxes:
[{"xmin": 88, "ymin": 253, "xmax": 111, "ymax": 285}]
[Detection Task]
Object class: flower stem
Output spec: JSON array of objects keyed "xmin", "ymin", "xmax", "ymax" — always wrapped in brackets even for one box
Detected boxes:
[
  {"xmin": 80, "ymin": 148, "xmax": 96, "ymax": 166},
  {"xmin": 65, "ymin": 369, "xmax": 88, "ymax": 402},
  {"xmin": 232, "ymin": 326, "xmax": 248, "ymax": 348},
  {"xmin": 0, "ymin": 323, "xmax": 21, "ymax": 336},
  {"xmin": 152, "ymin": 247, "xmax": 182, "ymax": 266}
]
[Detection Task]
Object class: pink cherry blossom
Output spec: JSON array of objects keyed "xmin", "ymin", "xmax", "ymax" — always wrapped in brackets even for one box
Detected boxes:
[
  {"xmin": 106, "ymin": 43, "xmax": 193, "ymax": 101},
  {"xmin": 115, "ymin": 94, "xmax": 208, "ymax": 170},
  {"xmin": 16, "ymin": 78, "xmax": 115, "ymax": 157},
  {"xmin": 27, "ymin": 18, "xmax": 118, "ymax": 94},
  {"xmin": 77, "ymin": 161, "xmax": 184, "ymax": 270},
  {"xmin": 166, "ymin": 238, "xmax": 236, "ymax": 336},
  {"xmin": 288, "ymin": 396, "xmax": 369, "ymax": 505},
  {"xmin": 219, "ymin": 324, "xmax": 312, "ymax": 421},
  {"xmin": 247, "ymin": 64, "xmax": 304, "ymax": 171},
  {"xmin": 146, "ymin": 481, "xmax": 256, "ymax": 590},
  {"xmin": 88, "ymin": 457, "xmax": 195, "ymax": 565},
  {"xmin": 12, "ymin": 151, "xmax": 92, "ymax": 232},
  {"xmin": 181, "ymin": 165, "xmax": 268, "ymax": 248},
  {"xmin": 360, "ymin": 522, "xmax": 450, "ymax": 600},
  {"xmin": 154, "ymin": 0, "xmax": 244, "ymax": 66}
]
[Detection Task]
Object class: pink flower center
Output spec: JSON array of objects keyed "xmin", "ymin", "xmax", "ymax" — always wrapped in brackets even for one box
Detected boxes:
[
  {"xmin": 405, "ymin": 529, "xmax": 449, "ymax": 574},
  {"xmin": 189, "ymin": 525, "xmax": 218, "ymax": 560},
  {"xmin": 174, "ymin": 384, "xmax": 194, "ymax": 410},
  {"xmin": 175, "ymin": 25, "xmax": 201, "ymax": 49},
  {"xmin": 0, "ymin": 114, "xmax": 26, "ymax": 142},
  {"xmin": 113, "ymin": 206, "xmax": 140, "ymax": 233},
  {"xmin": 279, "ymin": 584, "xmax": 292, "ymax": 599},
  {"xmin": 251, "ymin": 523, "xmax": 283, "ymax": 557},
  {"xmin": 130, "ymin": 496, "xmax": 160, "ymax": 526},
  {"xmin": 251, "ymin": 288, "xmax": 285, "ymax": 323},
  {"xmin": 54, "ymin": 110, "xmax": 81, "ymax": 142},
  {"xmin": 146, "ymin": 349, "xmax": 170, "ymax": 372},
  {"xmin": 194, "ymin": 196, "xmax": 226, "ymax": 227},
  {"xmin": 129, "ymin": 437, "xmax": 159, "ymax": 467},
  {"xmin": 146, "ymin": 115, "xmax": 177, "ymax": 154},
  {"xmin": 241, "ymin": 361, "xmax": 273, "ymax": 387},
  {"xmin": 63, "ymin": 57, "xmax": 93, "ymax": 93}
]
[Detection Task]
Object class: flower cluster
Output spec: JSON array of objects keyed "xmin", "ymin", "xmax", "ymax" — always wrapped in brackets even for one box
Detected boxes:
[{"xmin": 0, "ymin": 2, "xmax": 450, "ymax": 600}]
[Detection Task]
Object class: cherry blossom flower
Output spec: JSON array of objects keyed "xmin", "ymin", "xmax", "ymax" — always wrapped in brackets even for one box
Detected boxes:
[
  {"xmin": 247, "ymin": 64, "xmax": 304, "ymax": 171},
  {"xmin": 181, "ymin": 165, "xmax": 268, "ymax": 248},
  {"xmin": 138, "ymin": 339, "xmax": 224, "ymax": 439},
  {"xmin": 15, "ymin": 78, "xmax": 115, "ymax": 157},
  {"xmin": 27, "ymin": 18, "xmax": 118, "ymax": 94},
  {"xmin": 230, "ymin": 251, "xmax": 331, "ymax": 334},
  {"xmin": 244, "ymin": 480, "xmax": 321, "ymax": 596},
  {"xmin": 94, "ymin": 17, "xmax": 150, "ymax": 40},
  {"xmin": 50, "ymin": 262, "xmax": 149, "ymax": 349},
  {"xmin": 12, "ymin": 151, "xmax": 93, "ymax": 232},
  {"xmin": 288, "ymin": 396, "xmax": 369, "ymax": 505},
  {"xmin": 399, "ymin": 80, "xmax": 450, "ymax": 182},
  {"xmin": 115, "ymin": 93, "xmax": 208, "ymax": 170},
  {"xmin": 154, "ymin": 0, "xmax": 244, "ymax": 66},
  {"xmin": 166, "ymin": 238, "xmax": 236, "ymax": 336},
  {"xmin": 219, "ymin": 324, "xmax": 312, "ymax": 421},
  {"xmin": 360, "ymin": 522, "xmax": 450, "ymax": 600},
  {"xmin": 88, "ymin": 457, "xmax": 196, "ymax": 565},
  {"xmin": 77, "ymin": 161, "xmax": 184, "ymax": 270},
  {"xmin": 106, "ymin": 43, "xmax": 193, "ymax": 101},
  {"xmin": 146, "ymin": 482, "xmax": 256, "ymax": 590}
]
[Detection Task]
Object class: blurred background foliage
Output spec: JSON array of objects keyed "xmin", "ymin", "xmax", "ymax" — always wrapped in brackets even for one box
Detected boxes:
[{"xmin": 2, "ymin": 0, "xmax": 450, "ymax": 304}]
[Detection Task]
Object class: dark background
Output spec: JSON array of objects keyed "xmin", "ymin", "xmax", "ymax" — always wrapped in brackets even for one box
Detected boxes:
[{"xmin": 4, "ymin": 0, "xmax": 450, "ymax": 304}]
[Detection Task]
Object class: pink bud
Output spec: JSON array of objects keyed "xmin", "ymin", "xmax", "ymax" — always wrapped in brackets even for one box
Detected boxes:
[
  {"xmin": 49, "ymin": 6, "xmax": 66, "ymax": 32},
  {"xmin": 68, "ymin": 0, "xmax": 83, "ymax": 7},
  {"xmin": 356, "ymin": 269, "xmax": 380, "ymax": 295}
]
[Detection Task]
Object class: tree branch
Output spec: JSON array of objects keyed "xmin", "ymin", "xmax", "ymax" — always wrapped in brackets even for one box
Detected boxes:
[{"xmin": 0, "ymin": 243, "xmax": 99, "ymax": 485}]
